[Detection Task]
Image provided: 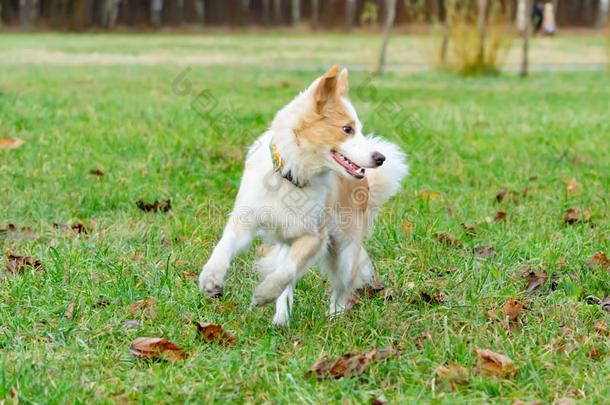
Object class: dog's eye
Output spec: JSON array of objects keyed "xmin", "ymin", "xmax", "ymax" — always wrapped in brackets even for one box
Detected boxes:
[{"xmin": 342, "ymin": 125, "xmax": 354, "ymax": 135}]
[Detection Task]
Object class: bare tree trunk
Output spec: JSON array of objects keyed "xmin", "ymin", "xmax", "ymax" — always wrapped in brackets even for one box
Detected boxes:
[
  {"xmin": 439, "ymin": 0, "xmax": 451, "ymax": 64},
  {"xmin": 108, "ymin": 0, "xmax": 120, "ymax": 28},
  {"xmin": 476, "ymin": 0, "xmax": 488, "ymax": 66},
  {"xmin": 273, "ymin": 0, "xmax": 281, "ymax": 24},
  {"xmin": 598, "ymin": 0, "xmax": 609, "ymax": 27},
  {"xmin": 150, "ymin": 0, "xmax": 163, "ymax": 28},
  {"xmin": 194, "ymin": 0, "xmax": 205, "ymax": 25},
  {"xmin": 19, "ymin": 0, "xmax": 34, "ymax": 28},
  {"xmin": 311, "ymin": 0, "xmax": 319, "ymax": 28},
  {"xmin": 177, "ymin": 0, "xmax": 184, "ymax": 26},
  {"xmin": 520, "ymin": 0, "xmax": 531, "ymax": 77},
  {"xmin": 376, "ymin": 0, "xmax": 397, "ymax": 75},
  {"xmin": 290, "ymin": 0, "xmax": 300, "ymax": 25},
  {"xmin": 516, "ymin": 0, "xmax": 527, "ymax": 32},
  {"xmin": 262, "ymin": 0, "xmax": 270, "ymax": 25},
  {"xmin": 345, "ymin": 0, "xmax": 356, "ymax": 27}
]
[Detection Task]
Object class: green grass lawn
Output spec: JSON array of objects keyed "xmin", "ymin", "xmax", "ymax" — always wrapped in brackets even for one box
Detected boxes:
[{"xmin": 0, "ymin": 34, "xmax": 609, "ymax": 404}]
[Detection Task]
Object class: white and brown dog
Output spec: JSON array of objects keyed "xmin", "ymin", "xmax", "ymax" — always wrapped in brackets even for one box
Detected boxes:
[{"xmin": 199, "ymin": 65, "xmax": 408, "ymax": 326}]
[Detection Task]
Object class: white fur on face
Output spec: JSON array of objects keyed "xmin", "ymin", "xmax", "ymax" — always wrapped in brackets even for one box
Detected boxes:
[{"xmin": 331, "ymin": 98, "xmax": 379, "ymax": 170}]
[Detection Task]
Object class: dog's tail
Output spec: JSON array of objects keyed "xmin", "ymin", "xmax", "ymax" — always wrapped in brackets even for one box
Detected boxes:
[{"xmin": 365, "ymin": 135, "xmax": 408, "ymax": 211}]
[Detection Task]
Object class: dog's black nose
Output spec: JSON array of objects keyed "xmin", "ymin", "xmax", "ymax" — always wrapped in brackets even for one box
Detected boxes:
[{"xmin": 372, "ymin": 152, "xmax": 386, "ymax": 167}]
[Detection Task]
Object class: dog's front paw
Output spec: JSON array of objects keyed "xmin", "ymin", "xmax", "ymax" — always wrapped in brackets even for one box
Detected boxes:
[{"xmin": 198, "ymin": 269, "xmax": 224, "ymax": 298}]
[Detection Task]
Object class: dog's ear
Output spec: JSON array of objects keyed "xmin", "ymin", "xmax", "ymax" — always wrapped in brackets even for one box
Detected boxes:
[
  {"xmin": 312, "ymin": 64, "xmax": 339, "ymax": 113},
  {"xmin": 336, "ymin": 68, "xmax": 349, "ymax": 97}
]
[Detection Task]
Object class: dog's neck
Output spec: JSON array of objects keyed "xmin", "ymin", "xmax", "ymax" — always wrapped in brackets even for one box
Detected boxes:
[{"xmin": 269, "ymin": 130, "xmax": 328, "ymax": 188}]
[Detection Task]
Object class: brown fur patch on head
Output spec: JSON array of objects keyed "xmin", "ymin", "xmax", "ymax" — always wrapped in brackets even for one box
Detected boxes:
[{"xmin": 297, "ymin": 65, "xmax": 354, "ymax": 149}]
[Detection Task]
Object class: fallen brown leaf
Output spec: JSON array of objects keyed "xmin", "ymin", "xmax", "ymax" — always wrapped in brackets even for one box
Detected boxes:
[
  {"xmin": 53, "ymin": 222, "xmax": 91, "ymax": 235},
  {"xmin": 125, "ymin": 298, "xmax": 156, "ymax": 317},
  {"xmin": 305, "ymin": 356, "xmax": 333, "ymax": 380},
  {"xmin": 487, "ymin": 309, "xmax": 501, "ymax": 323},
  {"xmin": 0, "ymin": 137, "xmax": 24, "ymax": 150},
  {"xmin": 525, "ymin": 271, "xmax": 547, "ymax": 294},
  {"xmin": 420, "ymin": 290, "xmax": 447, "ymax": 305},
  {"xmin": 462, "ymin": 223, "xmax": 478, "ymax": 236},
  {"xmin": 123, "ymin": 320, "xmax": 139, "ymax": 330},
  {"xmin": 434, "ymin": 232, "xmax": 462, "ymax": 247},
  {"xmin": 502, "ymin": 299, "xmax": 526, "ymax": 322},
  {"xmin": 0, "ymin": 224, "xmax": 38, "ymax": 240},
  {"xmin": 195, "ymin": 322, "xmax": 237, "ymax": 347},
  {"xmin": 130, "ymin": 337, "xmax": 188, "ymax": 362},
  {"xmin": 136, "ymin": 199, "xmax": 171, "ymax": 213},
  {"xmin": 415, "ymin": 331, "xmax": 433, "ymax": 350},
  {"xmin": 588, "ymin": 345, "xmax": 602, "ymax": 360},
  {"xmin": 474, "ymin": 348, "xmax": 517, "ymax": 377},
  {"xmin": 495, "ymin": 188, "xmax": 507, "ymax": 203},
  {"xmin": 564, "ymin": 207, "xmax": 580, "ymax": 225},
  {"xmin": 89, "ymin": 167, "xmax": 105, "ymax": 177},
  {"xmin": 64, "ymin": 301, "xmax": 77, "ymax": 320},
  {"xmin": 474, "ymin": 245, "xmax": 495, "ymax": 259},
  {"xmin": 359, "ymin": 280, "xmax": 394, "ymax": 300},
  {"xmin": 494, "ymin": 208, "xmax": 507, "ymax": 222},
  {"xmin": 587, "ymin": 252, "xmax": 609, "ymax": 271},
  {"xmin": 305, "ymin": 348, "xmax": 399, "ymax": 380},
  {"xmin": 594, "ymin": 320, "xmax": 607, "ymax": 336},
  {"xmin": 5, "ymin": 254, "xmax": 42, "ymax": 274},
  {"xmin": 564, "ymin": 178, "xmax": 581, "ymax": 195},
  {"xmin": 435, "ymin": 361, "xmax": 468, "ymax": 389},
  {"xmin": 402, "ymin": 220, "xmax": 415, "ymax": 234}
]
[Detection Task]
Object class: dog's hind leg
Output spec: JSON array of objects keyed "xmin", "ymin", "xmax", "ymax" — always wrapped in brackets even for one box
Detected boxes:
[
  {"xmin": 199, "ymin": 215, "xmax": 255, "ymax": 297},
  {"xmin": 327, "ymin": 242, "xmax": 374, "ymax": 318}
]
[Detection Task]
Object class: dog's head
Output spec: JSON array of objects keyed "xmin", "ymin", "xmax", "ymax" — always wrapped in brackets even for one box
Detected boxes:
[{"xmin": 273, "ymin": 65, "xmax": 385, "ymax": 180}]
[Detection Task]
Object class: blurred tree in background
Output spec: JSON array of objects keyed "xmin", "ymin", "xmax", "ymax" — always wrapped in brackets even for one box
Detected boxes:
[{"xmin": 0, "ymin": 0, "xmax": 607, "ymax": 30}]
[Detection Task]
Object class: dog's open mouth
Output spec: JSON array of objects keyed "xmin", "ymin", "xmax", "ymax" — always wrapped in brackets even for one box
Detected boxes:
[{"xmin": 330, "ymin": 151, "xmax": 365, "ymax": 179}]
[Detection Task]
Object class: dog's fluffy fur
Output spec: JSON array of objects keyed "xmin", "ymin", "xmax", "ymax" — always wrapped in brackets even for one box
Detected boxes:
[{"xmin": 199, "ymin": 65, "xmax": 408, "ymax": 326}]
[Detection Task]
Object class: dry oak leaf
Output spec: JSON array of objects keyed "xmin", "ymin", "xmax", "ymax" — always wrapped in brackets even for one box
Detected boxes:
[
  {"xmin": 136, "ymin": 199, "xmax": 171, "ymax": 213},
  {"xmin": 435, "ymin": 361, "xmax": 468, "ymax": 388},
  {"xmin": 402, "ymin": 220, "xmax": 415, "ymax": 234},
  {"xmin": 420, "ymin": 290, "xmax": 447, "ymax": 305},
  {"xmin": 495, "ymin": 188, "xmax": 507, "ymax": 203},
  {"xmin": 130, "ymin": 337, "xmax": 188, "ymax": 362},
  {"xmin": 594, "ymin": 320, "xmax": 607, "ymax": 336},
  {"xmin": 494, "ymin": 208, "xmax": 507, "ymax": 222},
  {"xmin": 563, "ymin": 207, "xmax": 580, "ymax": 225},
  {"xmin": 89, "ymin": 167, "xmax": 105, "ymax": 177},
  {"xmin": 305, "ymin": 348, "xmax": 399, "ymax": 380},
  {"xmin": 53, "ymin": 222, "xmax": 91, "ymax": 234},
  {"xmin": 564, "ymin": 178, "xmax": 581, "ymax": 195},
  {"xmin": 462, "ymin": 223, "xmax": 478, "ymax": 236},
  {"xmin": 0, "ymin": 137, "xmax": 24, "ymax": 150},
  {"xmin": 359, "ymin": 280, "xmax": 394, "ymax": 300},
  {"xmin": 502, "ymin": 299, "xmax": 526, "ymax": 322},
  {"xmin": 525, "ymin": 271, "xmax": 547, "ymax": 294},
  {"xmin": 64, "ymin": 301, "xmax": 77, "ymax": 320},
  {"xmin": 474, "ymin": 245, "xmax": 495, "ymax": 259},
  {"xmin": 434, "ymin": 232, "xmax": 462, "ymax": 247},
  {"xmin": 0, "ymin": 224, "xmax": 38, "ymax": 240},
  {"xmin": 125, "ymin": 298, "xmax": 156, "ymax": 317},
  {"xmin": 6, "ymin": 254, "xmax": 42, "ymax": 274},
  {"xmin": 587, "ymin": 252, "xmax": 609, "ymax": 271},
  {"xmin": 474, "ymin": 348, "xmax": 517, "ymax": 377},
  {"xmin": 195, "ymin": 322, "xmax": 237, "ymax": 347}
]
